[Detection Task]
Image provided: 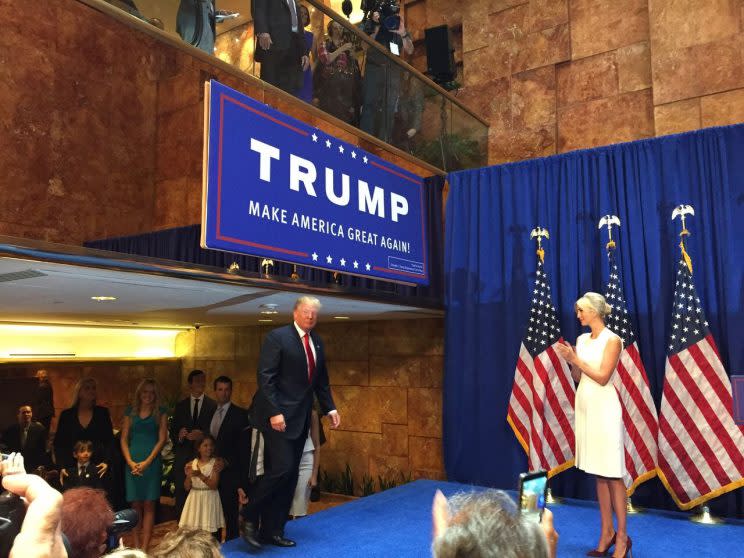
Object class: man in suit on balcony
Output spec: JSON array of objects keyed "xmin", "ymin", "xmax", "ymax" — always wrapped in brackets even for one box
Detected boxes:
[
  {"xmin": 252, "ymin": 0, "xmax": 309, "ymax": 95},
  {"xmin": 2, "ymin": 405, "xmax": 50, "ymax": 474},
  {"xmin": 240, "ymin": 296, "xmax": 340, "ymax": 548}
]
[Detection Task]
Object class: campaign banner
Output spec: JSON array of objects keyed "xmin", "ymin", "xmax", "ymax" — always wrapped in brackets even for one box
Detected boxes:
[{"xmin": 201, "ymin": 80, "xmax": 429, "ymax": 285}]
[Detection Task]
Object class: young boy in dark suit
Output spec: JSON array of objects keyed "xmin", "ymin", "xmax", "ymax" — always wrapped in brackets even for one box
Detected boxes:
[{"xmin": 60, "ymin": 440, "xmax": 104, "ymax": 490}]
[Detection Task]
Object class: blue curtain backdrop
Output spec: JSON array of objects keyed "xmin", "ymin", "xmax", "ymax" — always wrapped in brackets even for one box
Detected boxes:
[{"xmin": 444, "ymin": 124, "xmax": 744, "ymax": 516}]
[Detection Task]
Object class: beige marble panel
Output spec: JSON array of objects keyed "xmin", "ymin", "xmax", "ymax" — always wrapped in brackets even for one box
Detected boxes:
[
  {"xmin": 651, "ymin": 33, "xmax": 744, "ymax": 105},
  {"xmin": 463, "ymin": 43, "xmax": 514, "ymax": 87},
  {"xmin": 369, "ymin": 319, "xmax": 444, "ymax": 356},
  {"xmin": 512, "ymin": 23, "xmax": 570, "ymax": 74},
  {"xmin": 320, "ymin": 322, "xmax": 369, "ymax": 360},
  {"xmin": 557, "ymin": 89, "xmax": 654, "ymax": 152},
  {"xmin": 556, "ymin": 52, "xmax": 618, "ymax": 108},
  {"xmin": 616, "ymin": 42, "xmax": 652, "ymax": 93},
  {"xmin": 369, "ymin": 356, "xmax": 419, "ymax": 387},
  {"xmin": 488, "ymin": 125, "xmax": 557, "ymax": 164},
  {"xmin": 194, "ymin": 327, "xmax": 237, "ymax": 360},
  {"xmin": 648, "ymin": 0, "xmax": 740, "ymax": 52},
  {"xmin": 570, "ymin": 0, "xmax": 649, "ymax": 59},
  {"xmin": 409, "ymin": 436, "xmax": 444, "ymax": 472},
  {"xmin": 455, "ymin": 78, "xmax": 512, "ymax": 130},
  {"xmin": 526, "ymin": 0, "xmax": 569, "ymax": 33},
  {"xmin": 332, "ymin": 386, "xmax": 407, "ymax": 433},
  {"xmin": 512, "ymin": 65, "xmax": 556, "ymax": 128},
  {"xmin": 327, "ymin": 360, "xmax": 370, "ymax": 386},
  {"xmin": 411, "ymin": 356, "xmax": 444, "ymax": 388},
  {"xmin": 701, "ymin": 88, "xmax": 744, "ymax": 127},
  {"xmin": 408, "ymin": 387, "xmax": 442, "ymax": 438},
  {"xmin": 381, "ymin": 423, "xmax": 410, "ymax": 457}
]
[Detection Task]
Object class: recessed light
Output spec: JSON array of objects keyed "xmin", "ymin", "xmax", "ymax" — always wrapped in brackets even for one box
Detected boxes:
[
  {"xmin": 90, "ymin": 296, "xmax": 117, "ymax": 302},
  {"xmin": 333, "ymin": 316, "xmax": 350, "ymax": 320},
  {"xmin": 259, "ymin": 303, "xmax": 279, "ymax": 315},
  {"xmin": 258, "ymin": 319, "xmax": 273, "ymax": 323}
]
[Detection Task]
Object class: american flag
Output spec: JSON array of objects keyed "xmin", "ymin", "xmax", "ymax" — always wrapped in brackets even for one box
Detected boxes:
[
  {"xmin": 507, "ymin": 258, "xmax": 576, "ymax": 476},
  {"xmin": 657, "ymin": 258, "xmax": 744, "ymax": 509},
  {"xmin": 604, "ymin": 249, "xmax": 659, "ymax": 494}
]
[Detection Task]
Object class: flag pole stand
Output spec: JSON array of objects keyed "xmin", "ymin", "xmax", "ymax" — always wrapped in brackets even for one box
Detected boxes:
[
  {"xmin": 545, "ymin": 488, "xmax": 560, "ymax": 504},
  {"xmin": 626, "ymin": 496, "xmax": 643, "ymax": 514},
  {"xmin": 690, "ymin": 505, "xmax": 722, "ymax": 524}
]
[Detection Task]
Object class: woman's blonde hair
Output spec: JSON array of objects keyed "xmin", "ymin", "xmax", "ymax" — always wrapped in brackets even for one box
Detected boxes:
[
  {"xmin": 132, "ymin": 377, "xmax": 160, "ymax": 419},
  {"xmin": 70, "ymin": 377, "xmax": 97, "ymax": 408},
  {"xmin": 575, "ymin": 292, "xmax": 612, "ymax": 321},
  {"xmin": 151, "ymin": 527, "xmax": 222, "ymax": 558}
]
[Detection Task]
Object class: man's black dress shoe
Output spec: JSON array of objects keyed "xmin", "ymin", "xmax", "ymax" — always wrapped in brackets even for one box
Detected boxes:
[
  {"xmin": 240, "ymin": 521, "xmax": 262, "ymax": 549},
  {"xmin": 262, "ymin": 535, "xmax": 296, "ymax": 547}
]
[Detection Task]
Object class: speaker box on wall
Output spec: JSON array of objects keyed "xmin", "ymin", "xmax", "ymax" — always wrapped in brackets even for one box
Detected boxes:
[{"xmin": 424, "ymin": 25, "xmax": 456, "ymax": 83}]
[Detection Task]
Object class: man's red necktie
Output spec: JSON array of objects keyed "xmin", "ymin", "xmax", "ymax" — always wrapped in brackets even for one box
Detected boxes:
[{"xmin": 303, "ymin": 333, "xmax": 316, "ymax": 381}]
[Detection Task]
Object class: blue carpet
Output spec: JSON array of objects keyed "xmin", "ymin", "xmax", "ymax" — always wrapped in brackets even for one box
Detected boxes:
[{"xmin": 222, "ymin": 480, "xmax": 742, "ymax": 557}]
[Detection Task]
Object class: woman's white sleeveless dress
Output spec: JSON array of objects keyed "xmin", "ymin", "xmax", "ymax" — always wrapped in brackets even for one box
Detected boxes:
[{"xmin": 574, "ymin": 327, "xmax": 625, "ymax": 478}]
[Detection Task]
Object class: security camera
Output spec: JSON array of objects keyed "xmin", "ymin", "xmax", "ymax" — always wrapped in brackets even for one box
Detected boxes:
[{"xmin": 194, "ymin": 323, "xmax": 202, "ymax": 330}]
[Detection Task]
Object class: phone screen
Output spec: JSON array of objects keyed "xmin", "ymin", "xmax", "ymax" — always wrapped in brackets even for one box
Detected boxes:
[{"xmin": 518, "ymin": 471, "xmax": 548, "ymax": 523}]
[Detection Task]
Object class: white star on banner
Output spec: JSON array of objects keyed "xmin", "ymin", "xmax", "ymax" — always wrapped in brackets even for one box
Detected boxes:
[
  {"xmin": 353, "ymin": 261, "xmax": 359, "ymax": 269},
  {"xmin": 311, "ymin": 252, "xmax": 318, "ymax": 261},
  {"xmin": 325, "ymin": 139, "xmax": 331, "ymax": 148},
  {"xmin": 340, "ymin": 258, "xmax": 346, "ymax": 266},
  {"xmin": 311, "ymin": 133, "xmax": 318, "ymax": 142},
  {"xmin": 351, "ymin": 151, "xmax": 357, "ymax": 159},
  {"xmin": 326, "ymin": 255, "xmax": 333, "ymax": 263},
  {"xmin": 363, "ymin": 156, "xmax": 368, "ymax": 164},
  {"xmin": 365, "ymin": 263, "xmax": 371, "ymax": 271},
  {"xmin": 338, "ymin": 145, "xmax": 345, "ymax": 154}
]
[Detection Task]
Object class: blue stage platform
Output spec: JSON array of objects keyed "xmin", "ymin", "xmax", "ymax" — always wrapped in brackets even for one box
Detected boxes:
[{"xmin": 222, "ymin": 480, "xmax": 741, "ymax": 557}]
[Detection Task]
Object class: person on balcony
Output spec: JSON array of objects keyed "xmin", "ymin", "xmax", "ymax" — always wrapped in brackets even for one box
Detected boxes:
[{"xmin": 315, "ymin": 20, "xmax": 362, "ymax": 125}]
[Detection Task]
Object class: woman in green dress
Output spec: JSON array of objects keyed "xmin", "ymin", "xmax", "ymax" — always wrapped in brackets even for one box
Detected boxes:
[{"xmin": 120, "ymin": 378, "xmax": 168, "ymax": 551}]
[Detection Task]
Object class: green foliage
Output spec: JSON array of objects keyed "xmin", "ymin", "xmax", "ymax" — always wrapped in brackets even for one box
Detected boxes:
[
  {"xmin": 161, "ymin": 460, "xmax": 175, "ymax": 496},
  {"xmin": 319, "ymin": 467, "xmax": 339, "ymax": 494},
  {"xmin": 377, "ymin": 474, "xmax": 398, "ymax": 492},
  {"xmin": 361, "ymin": 473, "xmax": 375, "ymax": 496},
  {"xmin": 339, "ymin": 463, "xmax": 355, "ymax": 496},
  {"xmin": 411, "ymin": 133, "xmax": 483, "ymax": 172}
]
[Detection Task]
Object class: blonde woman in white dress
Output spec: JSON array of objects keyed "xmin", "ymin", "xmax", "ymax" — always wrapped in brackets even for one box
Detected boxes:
[
  {"xmin": 179, "ymin": 435, "xmax": 225, "ymax": 542},
  {"xmin": 556, "ymin": 292, "xmax": 631, "ymax": 558}
]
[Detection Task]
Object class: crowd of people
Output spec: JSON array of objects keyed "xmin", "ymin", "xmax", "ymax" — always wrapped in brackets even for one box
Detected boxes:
[{"xmin": 251, "ymin": 1, "xmax": 423, "ymax": 148}]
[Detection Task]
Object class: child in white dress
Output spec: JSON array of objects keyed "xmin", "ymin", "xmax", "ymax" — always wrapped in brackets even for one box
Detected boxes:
[{"xmin": 178, "ymin": 434, "xmax": 225, "ymax": 541}]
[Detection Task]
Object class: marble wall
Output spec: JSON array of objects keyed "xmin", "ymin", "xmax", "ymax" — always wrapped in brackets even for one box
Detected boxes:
[
  {"xmin": 1, "ymin": 0, "xmax": 435, "ymax": 244},
  {"xmin": 176, "ymin": 318, "xmax": 446, "ymax": 491},
  {"xmin": 0, "ymin": 361, "xmax": 182, "ymax": 434},
  {"xmin": 403, "ymin": 0, "xmax": 744, "ymax": 164}
]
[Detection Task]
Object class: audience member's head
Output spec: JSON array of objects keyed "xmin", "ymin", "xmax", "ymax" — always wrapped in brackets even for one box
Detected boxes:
[
  {"xmin": 431, "ymin": 489, "xmax": 556, "ymax": 558},
  {"xmin": 73, "ymin": 440, "xmax": 94, "ymax": 465},
  {"xmin": 35, "ymin": 369, "xmax": 49, "ymax": 383},
  {"xmin": 187, "ymin": 369, "xmax": 206, "ymax": 398},
  {"xmin": 71, "ymin": 377, "xmax": 98, "ymax": 407},
  {"xmin": 61, "ymin": 487, "xmax": 114, "ymax": 558},
  {"xmin": 105, "ymin": 548, "xmax": 149, "ymax": 558},
  {"xmin": 213, "ymin": 376, "xmax": 232, "ymax": 405},
  {"xmin": 150, "ymin": 528, "xmax": 223, "ymax": 558},
  {"xmin": 17, "ymin": 405, "xmax": 33, "ymax": 426}
]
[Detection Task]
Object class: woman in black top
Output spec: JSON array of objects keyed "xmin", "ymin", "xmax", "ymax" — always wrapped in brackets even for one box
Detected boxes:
[{"xmin": 53, "ymin": 377, "xmax": 114, "ymax": 477}]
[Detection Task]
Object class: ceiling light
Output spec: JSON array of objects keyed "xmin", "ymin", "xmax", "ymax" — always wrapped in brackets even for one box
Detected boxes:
[
  {"xmin": 258, "ymin": 319, "xmax": 273, "ymax": 323},
  {"xmin": 333, "ymin": 316, "xmax": 350, "ymax": 320},
  {"xmin": 259, "ymin": 303, "xmax": 279, "ymax": 315},
  {"xmin": 90, "ymin": 296, "xmax": 117, "ymax": 302}
]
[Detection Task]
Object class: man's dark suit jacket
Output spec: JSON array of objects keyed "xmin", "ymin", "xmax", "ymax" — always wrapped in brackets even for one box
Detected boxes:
[
  {"xmin": 213, "ymin": 403, "xmax": 248, "ymax": 470},
  {"xmin": 3, "ymin": 421, "xmax": 49, "ymax": 472},
  {"xmin": 170, "ymin": 395, "xmax": 216, "ymax": 513},
  {"xmin": 169, "ymin": 395, "xmax": 217, "ymax": 452},
  {"xmin": 250, "ymin": 324, "xmax": 336, "ymax": 440},
  {"xmin": 251, "ymin": 0, "xmax": 302, "ymax": 52},
  {"xmin": 61, "ymin": 463, "xmax": 104, "ymax": 491}
]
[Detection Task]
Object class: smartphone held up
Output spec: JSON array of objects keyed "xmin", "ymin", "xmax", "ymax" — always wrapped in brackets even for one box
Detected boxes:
[{"xmin": 518, "ymin": 470, "xmax": 548, "ymax": 523}]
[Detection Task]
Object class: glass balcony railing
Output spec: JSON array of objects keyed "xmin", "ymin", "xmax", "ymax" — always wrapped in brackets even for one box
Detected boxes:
[{"xmin": 100, "ymin": 0, "xmax": 488, "ymax": 171}]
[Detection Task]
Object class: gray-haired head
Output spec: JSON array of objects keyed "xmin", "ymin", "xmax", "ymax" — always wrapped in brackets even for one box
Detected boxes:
[
  {"xmin": 293, "ymin": 296, "xmax": 322, "ymax": 311},
  {"xmin": 575, "ymin": 292, "xmax": 612, "ymax": 321},
  {"xmin": 432, "ymin": 489, "xmax": 549, "ymax": 558}
]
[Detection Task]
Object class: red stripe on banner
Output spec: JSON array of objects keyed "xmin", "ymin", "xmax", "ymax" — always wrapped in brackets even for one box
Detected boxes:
[
  {"xmin": 533, "ymin": 356, "xmax": 568, "ymax": 464},
  {"xmin": 224, "ymin": 96, "xmax": 309, "ymax": 136},
  {"xmin": 689, "ymin": 341, "xmax": 734, "ymax": 410},
  {"xmin": 662, "ymin": 376, "xmax": 723, "ymax": 490},
  {"xmin": 683, "ymin": 348, "xmax": 744, "ymax": 472},
  {"xmin": 514, "ymin": 361, "xmax": 547, "ymax": 468},
  {"xmin": 658, "ymin": 411, "xmax": 710, "ymax": 499},
  {"xmin": 543, "ymin": 347, "xmax": 575, "ymax": 450},
  {"xmin": 369, "ymin": 160, "xmax": 422, "ymax": 185},
  {"xmin": 625, "ymin": 345, "xmax": 660, "ymax": 438},
  {"xmin": 616, "ymin": 360, "xmax": 656, "ymax": 468},
  {"xmin": 619, "ymin": 393, "xmax": 647, "ymax": 476},
  {"xmin": 657, "ymin": 441, "xmax": 693, "ymax": 504}
]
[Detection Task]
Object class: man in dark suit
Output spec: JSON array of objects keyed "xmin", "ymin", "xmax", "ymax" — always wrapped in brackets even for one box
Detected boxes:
[
  {"xmin": 252, "ymin": 0, "xmax": 309, "ymax": 94},
  {"xmin": 209, "ymin": 375, "xmax": 248, "ymax": 541},
  {"xmin": 169, "ymin": 369, "xmax": 216, "ymax": 516},
  {"xmin": 3, "ymin": 405, "xmax": 50, "ymax": 473},
  {"xmin": 241, "ymin": 296, "xmax": 341, "ymax": 548}
]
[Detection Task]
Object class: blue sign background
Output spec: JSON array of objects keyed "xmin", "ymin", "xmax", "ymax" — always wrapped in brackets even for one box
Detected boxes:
[{"xmin": 202, "ymin": 80, "xmax": 429, "ymax": 285}]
